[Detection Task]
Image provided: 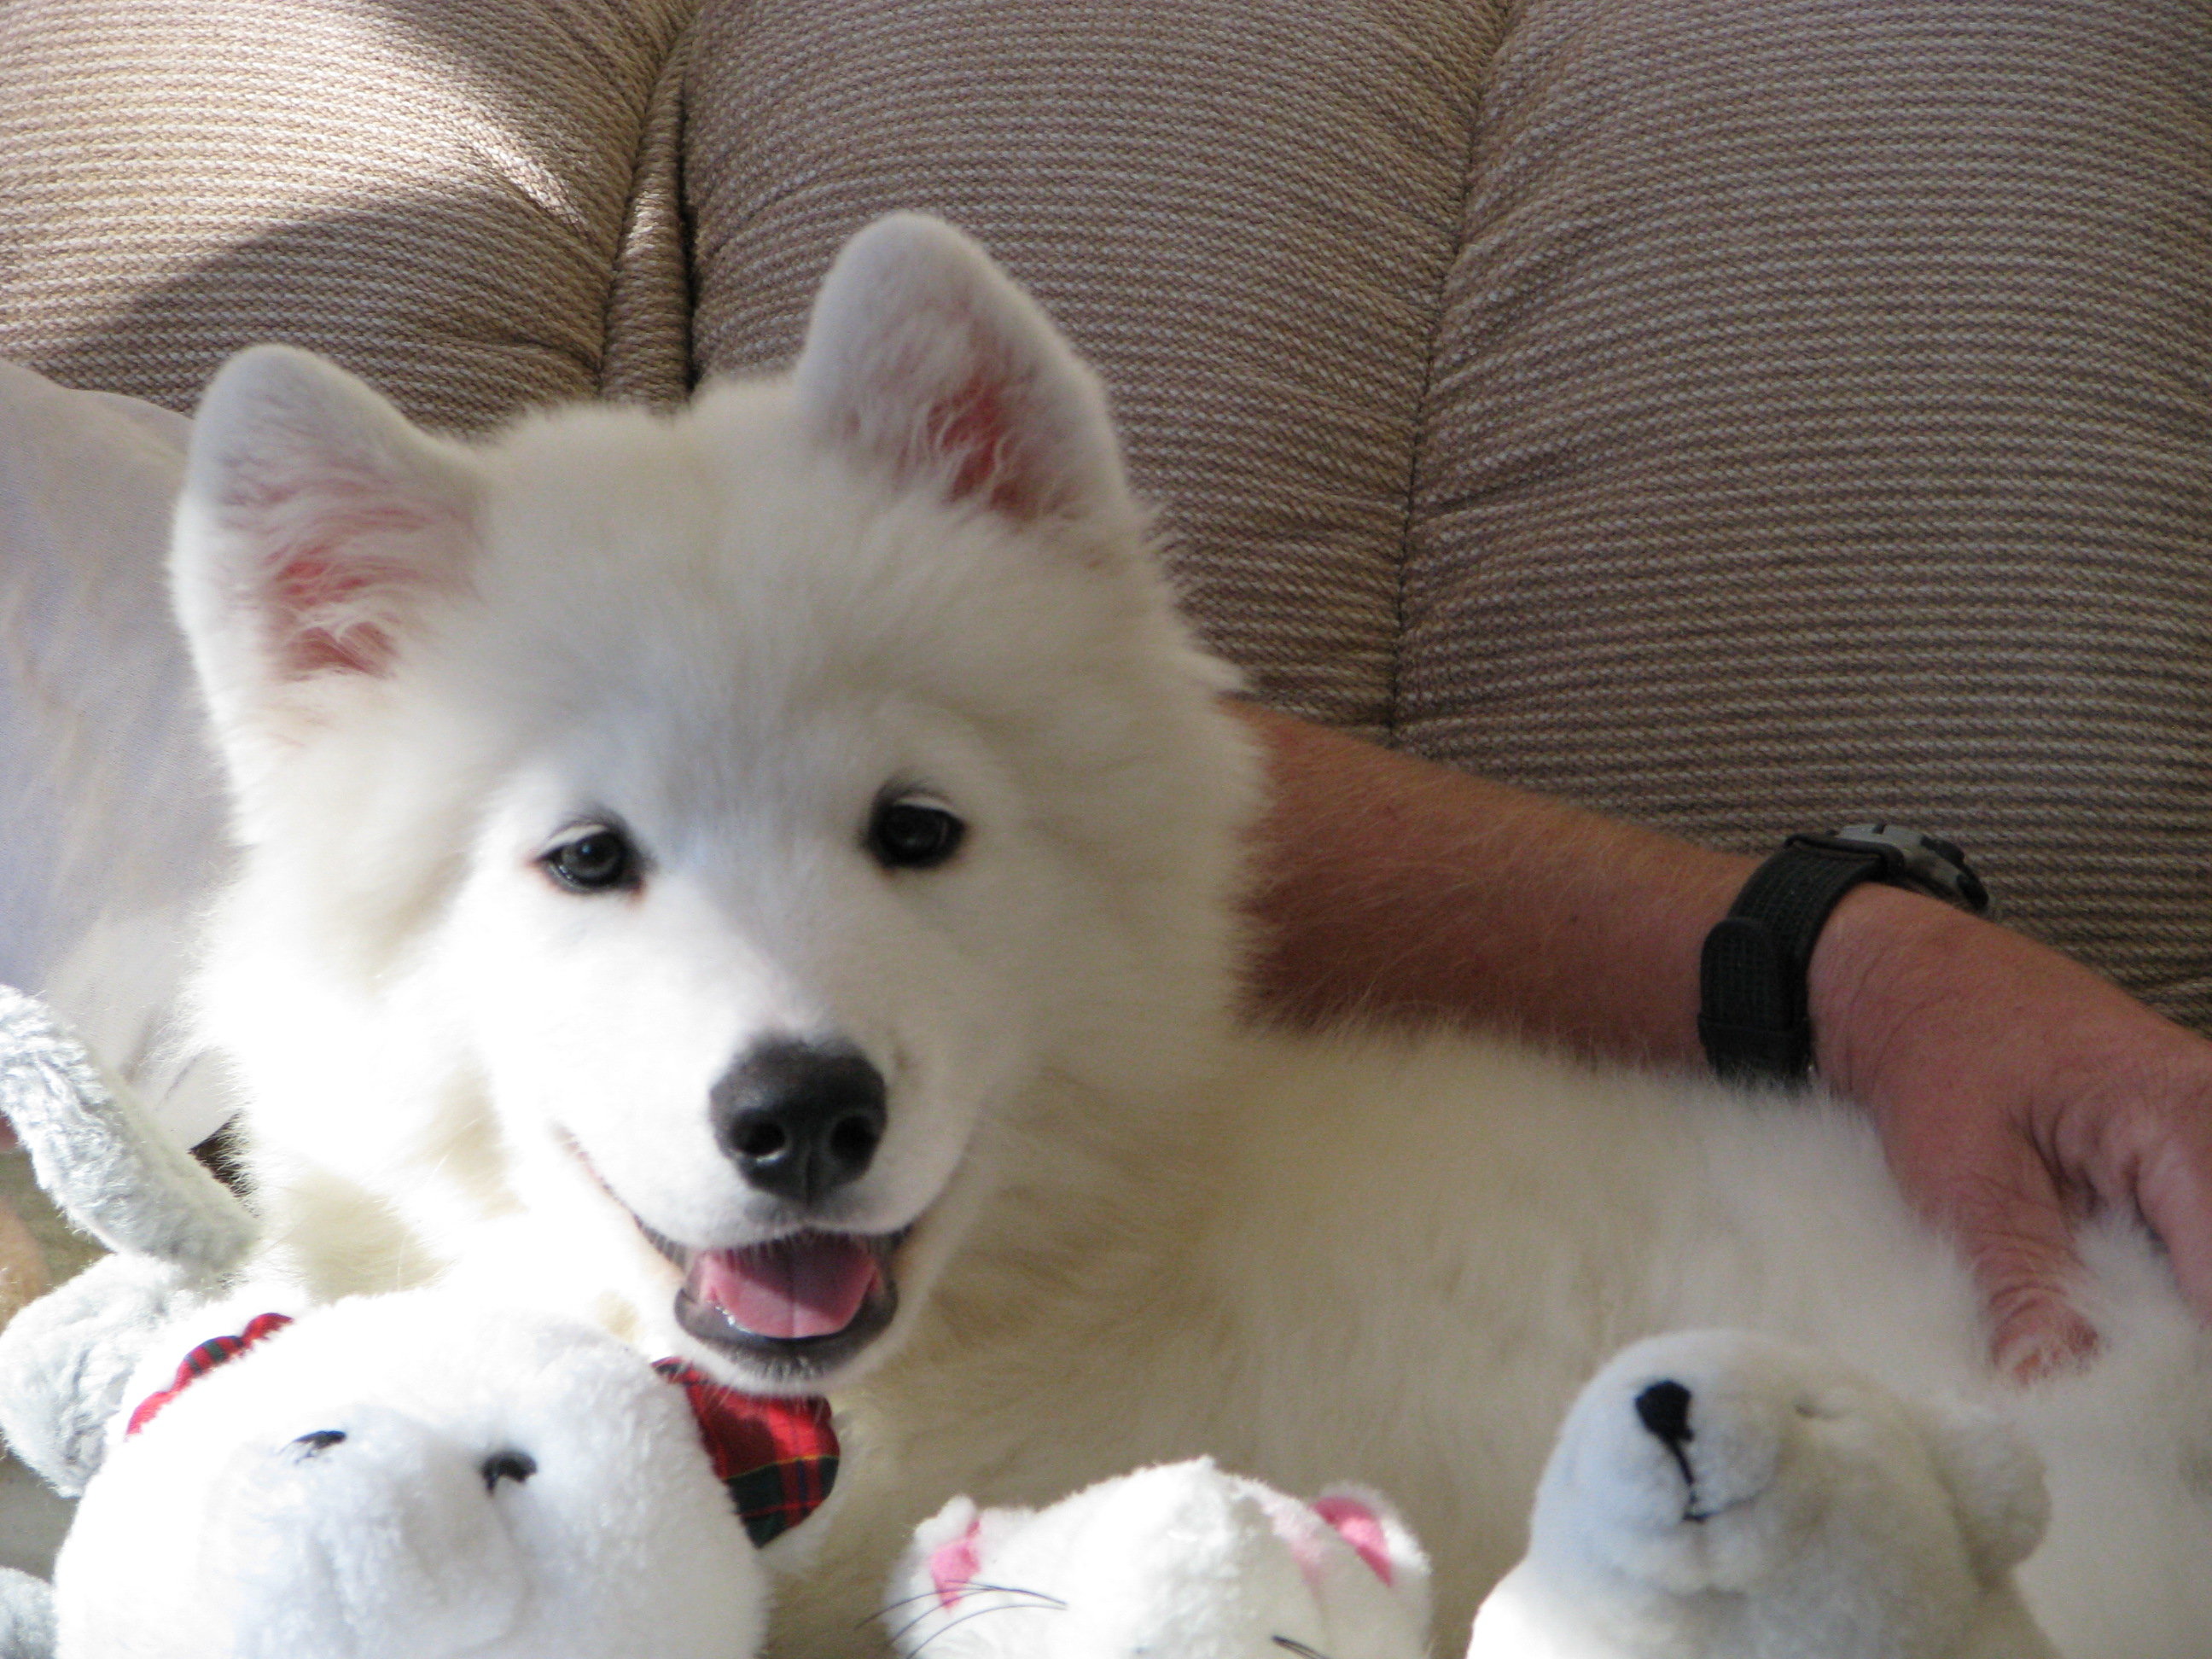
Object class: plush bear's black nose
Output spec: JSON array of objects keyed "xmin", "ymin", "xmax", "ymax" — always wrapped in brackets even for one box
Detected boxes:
[
  {"xmin": 712, "ymin": 1039, "xmax": 886, "ymax": 1206},
  {"xmin": 1635, "ymin": 1379, "xmax": 1694, "ymax": 1447}
]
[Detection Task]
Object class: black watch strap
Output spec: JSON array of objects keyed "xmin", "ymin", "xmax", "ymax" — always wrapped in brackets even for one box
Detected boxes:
[
  {"xmin": 1697, "ymin": 841, "xmax": 1887, "ymax": 1084},
  {"xmin": 1697, "ymin": 826, "xmax": 1990, "ymax": 1086}
]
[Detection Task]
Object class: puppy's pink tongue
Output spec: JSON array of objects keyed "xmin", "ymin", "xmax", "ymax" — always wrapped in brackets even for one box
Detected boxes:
[{"xmin": 688, "ymin": 1234, "xmax": 879, "ymax": 1340}]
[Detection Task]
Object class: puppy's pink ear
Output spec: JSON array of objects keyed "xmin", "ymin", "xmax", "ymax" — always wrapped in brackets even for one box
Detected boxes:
[
  {"xmin": 792, "ymin": 214, "xmax": 1132, "ymax": 525},
  {"xmin": 172, "ymin": 346, "xmax": 480, "ymax": 767}
]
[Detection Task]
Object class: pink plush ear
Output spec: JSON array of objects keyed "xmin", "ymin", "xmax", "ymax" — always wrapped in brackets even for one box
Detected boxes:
[
  {"xmin": 928, "ymin": 1516, "xmax": 984, "ymax": 1610},
  {"xmin": 792, "ymin": 213, "xmax": 1132, "ymax": 526},
  {"xmin": 172, "ymin": 345, "xmax": 480, "ymax": 753},
  {"xmin": 1311, "ymin": 1493, "xmax": 1395, "ymax": 1586}
]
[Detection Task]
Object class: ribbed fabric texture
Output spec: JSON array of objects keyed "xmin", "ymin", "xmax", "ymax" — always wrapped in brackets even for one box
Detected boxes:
[
  {"xmin": 686, "ymin": 0, "xmax": 1510, "ymax": 740},
  {"xmin": 3, "ymin": 0, "xmax": 2209, "ymax": 1022},
  {"xmin": 602, "ymin": 25, "xmax": 696, "ymax": 409},
  {"xmin": 0, "ymin": 0, "xmax": 696, "ymax": 431},
  {"xmin": 1400, "ymin": 0, "xmax": 2212, "ymax": 1022}
]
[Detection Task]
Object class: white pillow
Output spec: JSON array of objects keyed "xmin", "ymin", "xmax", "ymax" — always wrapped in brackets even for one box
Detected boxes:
[{"xmin": 0, "ymin": 362, "xmax": 232, "ymax": 1150}]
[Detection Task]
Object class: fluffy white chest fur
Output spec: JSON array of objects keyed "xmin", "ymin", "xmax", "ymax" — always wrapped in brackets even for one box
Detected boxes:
[{"xmin": 166, "ymin": 215, "xmax": 2212, "ymax": 1658}]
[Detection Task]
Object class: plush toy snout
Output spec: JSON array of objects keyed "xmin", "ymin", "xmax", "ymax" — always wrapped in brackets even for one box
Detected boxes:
[
  {"xmin": 1545, "ymin": 1338, "xmax": 1833, "ymax": 1593},
  {"xmin": 201, "ymin": 1403, "xmax": 533, "ymax": 1658}
]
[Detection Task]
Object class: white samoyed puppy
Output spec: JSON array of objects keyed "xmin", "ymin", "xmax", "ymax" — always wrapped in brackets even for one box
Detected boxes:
[{"xmin": 167, "ymin": 215, "xmax": 2212, "ymax": 1656}]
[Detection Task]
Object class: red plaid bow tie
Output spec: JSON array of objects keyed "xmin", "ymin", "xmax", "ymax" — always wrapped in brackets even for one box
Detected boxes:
[
  {"xmin": 125, "ymin": 1318, "xmax": 839, "ymax": 1546},
  {"xmin": 652, "ymin": 1359, "xmax": 840, "ymax": 1545}
]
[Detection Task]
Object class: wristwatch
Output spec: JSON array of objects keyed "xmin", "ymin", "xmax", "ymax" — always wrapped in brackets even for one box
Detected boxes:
[{"xmin": 1697, "ymin": 824, "xmax": 1991, "ymax": 1086}]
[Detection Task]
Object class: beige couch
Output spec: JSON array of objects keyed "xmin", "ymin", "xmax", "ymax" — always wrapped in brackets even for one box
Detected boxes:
[{"xmin": 3, "ymin": 0, "xmax": 2209, "ymax": 1027}]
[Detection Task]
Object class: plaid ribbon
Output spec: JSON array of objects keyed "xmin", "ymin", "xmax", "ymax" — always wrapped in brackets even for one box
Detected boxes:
[
  {"xmin": 653, "ymin": 1359, "xmax": 840, "ymax": 1546},
  {"xmin": 125, "ymin": 1311, "xmax": 296, "ymax": 1436}
]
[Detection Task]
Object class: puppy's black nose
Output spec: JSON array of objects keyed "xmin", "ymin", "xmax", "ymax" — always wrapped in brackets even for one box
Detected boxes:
[
  {"xmin": 712, "ymin": 1039, "xmax": 886, "ymax": 1205},
  {"xmin": 1635, "ymin": 1379, "xmax": 1694, "ymax": 1447}
]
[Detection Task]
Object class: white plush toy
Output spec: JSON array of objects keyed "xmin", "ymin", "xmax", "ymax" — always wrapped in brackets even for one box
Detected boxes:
[
  {"xmin": 1466, "ymin": 1329, "xmax": 2059, "ymax": 1659},
  {"xmin": 51, "ymin": 1287, "xmax": 830, "ymax": 1659},
  {"xmin": 884, "ymin": 1458, "xmax": 1430, "ymax": 1659},
  {"xmin": 0, "ymin": 984, "xmax": 837, "ymax": 1659}
]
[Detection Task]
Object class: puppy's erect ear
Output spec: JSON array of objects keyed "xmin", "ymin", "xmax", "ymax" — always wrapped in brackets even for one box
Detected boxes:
[
  {"xmin": 172, "ymin": 346, "xmax": 480, "ymax": 761},
  {"xmin": 792, "ymin": 213, "xmax": 1132, "ymax": 525}
]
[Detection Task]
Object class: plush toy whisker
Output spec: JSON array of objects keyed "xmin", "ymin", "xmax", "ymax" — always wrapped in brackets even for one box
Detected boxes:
[
  {"xmin": 870, "ymin": 1582, "xmax": 1068, "ymax": 1626},
  {"xmin": 882, "ymin": 1582, "xmax": 1068, "ymax": 1653},
  {"xmin": 1272, "ymin": 1635, "xmax": 1332, "ymax": 1659},
  {"xmin": 901, "ymin": 1594, "xmax": 1069, "ymax": 1659}
]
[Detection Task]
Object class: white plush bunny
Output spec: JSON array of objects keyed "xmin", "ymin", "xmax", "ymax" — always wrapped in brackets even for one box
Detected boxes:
[
  {"xmin": 884, "ymin": 1458, "xmax": 1430, "ymax": 1659},
  {"xmin": 1467, "ymin": 1329, "xmax": 2059, "ymax": 1659}
]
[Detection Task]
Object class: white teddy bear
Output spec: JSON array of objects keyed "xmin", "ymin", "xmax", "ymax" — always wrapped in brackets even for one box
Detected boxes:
[
  {"xmin": 883, "ymin": 1458, "xmax": 1431, "ymax": 1659},
  {"xmin": 50, "ymin": 1286, "xmax": 841, "ymax": 1659},
  {"xmin": 1466, "ymin": 1329, "xmax": 2059, "ymax": 1659}
]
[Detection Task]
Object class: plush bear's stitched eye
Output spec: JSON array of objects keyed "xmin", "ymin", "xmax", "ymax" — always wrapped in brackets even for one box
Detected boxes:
[
  {"xmin": 481, "ymin": 1449, "xmax": 537, "ymax": 1490},
  {"xmin": 542, "ymin": 824, "xmax": 642, "ymax": 894},
  {"xmin": 867, "ymin": 795, "xmax": 966, "ymax": 871}
]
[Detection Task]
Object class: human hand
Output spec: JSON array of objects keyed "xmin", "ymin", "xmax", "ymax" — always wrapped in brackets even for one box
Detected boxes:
[{"xmin": 1810, "ymin": 882, "xmax": 2212, "ymax": 1378}]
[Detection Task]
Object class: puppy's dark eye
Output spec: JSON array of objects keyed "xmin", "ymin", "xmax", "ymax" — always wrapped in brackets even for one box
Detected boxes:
[
  {"xmin": 542, "ymin": 825, "xmax": 641, "ymax": 894},
  {"xmin": 867, "ymin": 795, "xmax": 965, "ymax": 871}
]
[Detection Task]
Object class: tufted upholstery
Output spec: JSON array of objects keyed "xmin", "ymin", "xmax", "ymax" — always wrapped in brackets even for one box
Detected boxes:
[
  {"xmin": 3, "ymin": 0, "xmax": 2209, "ymax": 1023},
  {"xmin": 0, "ymin": 0, "xmax": 694, "ymax": 428}
]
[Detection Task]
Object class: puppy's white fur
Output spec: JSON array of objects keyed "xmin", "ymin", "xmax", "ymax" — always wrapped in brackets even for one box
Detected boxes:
[{"xmin": 172, "ymin": 216, "xmax": 2212, "ymax": 1656}]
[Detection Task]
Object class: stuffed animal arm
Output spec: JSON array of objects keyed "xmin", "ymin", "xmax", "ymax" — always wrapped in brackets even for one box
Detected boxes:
[
  {"xmin": 0, "ymin": 984, "xmax": 251, "ymax": 1276},
  {"xmin": 1465, "ymin": 1328, "xmax": 2059, "ymax": 1659},
  {"xmin": 0, "ymin": 982, "xmax": 259, "ymax": 1503},
  {"xmin": 884, "ymin": 1458, "xmax": 1431, "ymax": 1659},
  {"xmin": 0, "ymin": 982, "xmax": 269, "ymax": 1656}
]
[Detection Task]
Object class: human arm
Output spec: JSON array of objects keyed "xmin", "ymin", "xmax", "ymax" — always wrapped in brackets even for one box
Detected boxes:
[{"xmin": 1233, "ymin": 702, "xmax": 2212, "ymax": 1375}]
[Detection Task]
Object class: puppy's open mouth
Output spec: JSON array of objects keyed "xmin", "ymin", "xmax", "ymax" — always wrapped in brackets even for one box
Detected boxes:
[
  {"xmin": 637, "ymin": 1217, "xmax": 907, "ymax": 1382},
  {"xmin": 564, "ymin": 1138, "xmax": 909, "ymax": 1382}
]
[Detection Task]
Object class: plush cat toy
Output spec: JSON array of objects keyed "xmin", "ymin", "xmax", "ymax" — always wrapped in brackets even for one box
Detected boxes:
[
  {"xmin": 0, "ymin": 984, "xmax": 835, "ymax": 1659},
  {"xmin": 883, "ymin": 1458, "xmax": 1431, "ymax": 1659},
  {"xmin": 1465, "ymin": 1328, "xmax": 2060, "ymax": 1659}
]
